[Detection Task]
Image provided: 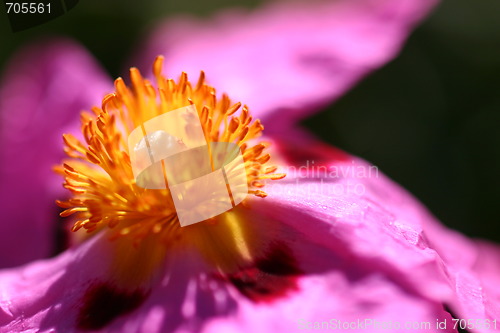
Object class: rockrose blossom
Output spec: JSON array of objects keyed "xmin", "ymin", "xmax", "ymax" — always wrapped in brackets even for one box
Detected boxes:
[{"xmin": 0, "ymin": 0, "xmax": 499, "ymax": 332}]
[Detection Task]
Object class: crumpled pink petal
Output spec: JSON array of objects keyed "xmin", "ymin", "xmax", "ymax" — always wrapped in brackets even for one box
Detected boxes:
[
  {"xmin": 137, "ymin": 0, "xmax": 438, "ymax": 130},
  {"xmin": 1, "ymin": 132, "xmax": 497, "ymax": 332},
  {"xmin": 0, "ymin": 204, "xmax": 454, "ymax": 333},
  {"xmin": 421, "ymin": 213, "xmax": 500, "ymax": 321},
  {"xmin": 202, "ymin": 273, "xmax": 456, "ymax": 333},
  {"xmin": 254, "ymin": 131, "xmax": 500, "ymax": 330},
  {"xmin": 0, "ymin": 40, "xmax": 111, "ymax": 268}
]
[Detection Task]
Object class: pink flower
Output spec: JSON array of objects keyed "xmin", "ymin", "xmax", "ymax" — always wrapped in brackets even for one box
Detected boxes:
[{"xmin": 1, "ymin": 0, "xmax": 499, "ymax": 332}]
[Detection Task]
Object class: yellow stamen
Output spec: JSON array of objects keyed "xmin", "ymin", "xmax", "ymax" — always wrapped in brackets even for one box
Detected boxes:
[{"xmin": 57, "ymin": 56, "xmax": 284, "ymax": 247}]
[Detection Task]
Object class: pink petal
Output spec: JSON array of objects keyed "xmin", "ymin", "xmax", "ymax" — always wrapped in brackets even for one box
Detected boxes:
[
  {"xmin": 0, "ymin": 39, "xmax": 111, "ymax": 268},
  {"xmin": 0, "ymin": 225, "xmax": 457, "ymax": 333},
  {"xmin": 0, "ymin": 233, "xmax": 153, "ymax": 332},
  {"xmin": 137, "ymin": 0, "xmax": 438, "ymax": 128},
  {"xmin": 252, "ymin": 132, "xmax": 500, "ymax": 330},
  {"xmin": 0, "ymin": 234, "xmax": 226, "ymax": 332},
  {"xmin": 203, "ymin": 273, "xmax": 456, "ymax": 333}
]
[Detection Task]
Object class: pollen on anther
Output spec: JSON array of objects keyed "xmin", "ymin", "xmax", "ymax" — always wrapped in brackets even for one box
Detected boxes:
[{"xmin": 57, "ymin": 55, "xmax": 285, "ymax": 240}]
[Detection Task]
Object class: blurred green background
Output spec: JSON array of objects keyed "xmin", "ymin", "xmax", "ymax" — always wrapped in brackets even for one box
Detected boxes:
[{"xmin": 1, "ymin": 0, "xmax": 499, "ymax": 242}]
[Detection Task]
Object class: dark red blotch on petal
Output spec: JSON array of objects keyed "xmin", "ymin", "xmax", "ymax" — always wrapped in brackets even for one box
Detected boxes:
[
  {"xmin": 225, "ymin": 242, "xmax": 303, "ymax": 302},
  {"xmin": 77, "ymin": 283, "xmax": 149, "ymax": 330},
  {"xmin": 277, "ymin": 137, "xmax": 351, "ymax": 166}
]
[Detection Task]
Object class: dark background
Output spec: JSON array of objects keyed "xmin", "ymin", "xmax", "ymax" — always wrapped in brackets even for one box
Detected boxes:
[{"xmin": 1, "ymin": 0, "xmax": 499, "ymax": 242}]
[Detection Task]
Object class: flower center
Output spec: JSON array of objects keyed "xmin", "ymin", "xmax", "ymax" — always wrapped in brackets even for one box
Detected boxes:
[{"xmin": 56, "ymin": 56, "xmax": 284, "ymax": 248}]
